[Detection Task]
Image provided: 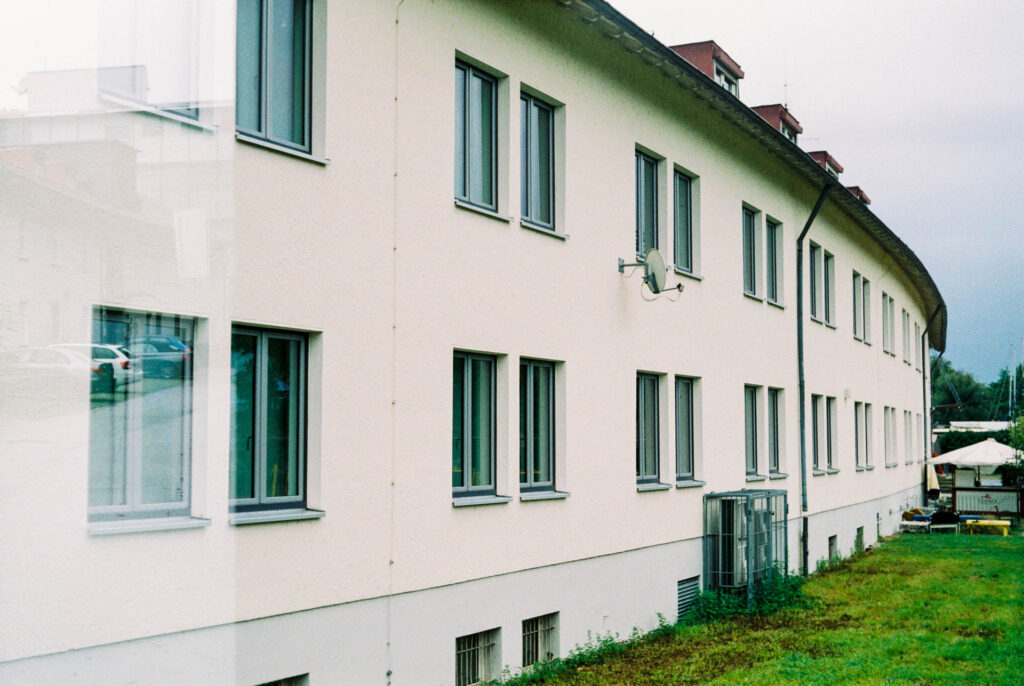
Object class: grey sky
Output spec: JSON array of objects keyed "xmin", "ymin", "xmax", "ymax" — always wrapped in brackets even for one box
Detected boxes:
[{"xmin": 616, "ymin": 0, "xmax": 1024, "ymax": 381}]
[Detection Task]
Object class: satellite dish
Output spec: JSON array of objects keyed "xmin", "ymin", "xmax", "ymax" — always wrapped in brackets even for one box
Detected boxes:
[{"xmin": 643, "ymin": 249, "xmax": 667, "ymax": 294}]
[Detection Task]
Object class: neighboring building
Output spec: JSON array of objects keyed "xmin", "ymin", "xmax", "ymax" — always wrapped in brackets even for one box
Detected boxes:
[{"xmin": 0, "ymin": 1, "xmax": 945, "ymax": 685}]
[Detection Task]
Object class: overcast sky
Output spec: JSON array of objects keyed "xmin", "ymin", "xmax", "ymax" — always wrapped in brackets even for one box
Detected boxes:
[{"xmin": 615, "ymin": 0, "xmax": 1024, "ymax": 382}]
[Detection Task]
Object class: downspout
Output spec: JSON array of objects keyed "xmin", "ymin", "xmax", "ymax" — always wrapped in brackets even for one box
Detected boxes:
[
  {"xmin": 796, "ymin": 183, "xmax": 832, "ymax": 576},
  {"xmin": 920, "ymin": 304, "xmax": 943, "ymax": 505}
]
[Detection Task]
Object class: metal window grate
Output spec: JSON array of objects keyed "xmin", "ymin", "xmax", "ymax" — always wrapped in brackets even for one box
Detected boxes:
[
  {"xmin": 522, "ymin": 613, "xmax": 557, "ymax": 667},
  {"xmin": 676, "ymin": 576, "xmax": 700, "ymax": 621},
  {"xmin": 456, "ymin": 629, "xmax": 498, "ymax": 686},
  {"xmin": 703, "ymin": 489, "xmax": 788, "ymax": 608}
]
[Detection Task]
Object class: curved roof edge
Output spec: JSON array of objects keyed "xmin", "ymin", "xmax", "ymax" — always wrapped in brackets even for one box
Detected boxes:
[{"xmin": 555, "ymin": 0, "xmax": 946, "ymax": 351}]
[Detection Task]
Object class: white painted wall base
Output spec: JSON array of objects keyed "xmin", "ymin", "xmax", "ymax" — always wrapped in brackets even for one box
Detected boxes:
[{"xmin": 2, "ymin": 486, "xmax": 921, "ymax": 686}]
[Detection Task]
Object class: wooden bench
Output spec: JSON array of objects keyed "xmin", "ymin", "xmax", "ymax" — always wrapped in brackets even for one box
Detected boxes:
[{"xmin": 964, "ymin": 520, "xmax": 1010, "ymax": 536}]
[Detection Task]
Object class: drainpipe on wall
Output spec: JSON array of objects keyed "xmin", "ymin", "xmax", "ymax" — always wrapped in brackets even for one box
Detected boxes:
[
  {"xmin": 796, "ymin": 183, "xmax": 832, "ymax": 577},
  {"xmin": 920, "ymin": 304, "xmax": 944, "ymax": 505}
]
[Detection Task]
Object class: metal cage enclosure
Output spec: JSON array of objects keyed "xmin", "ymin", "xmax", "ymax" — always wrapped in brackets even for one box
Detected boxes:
[{"xmin": 703, "ymin": 489, "xmax": 788, "ymax": 607}]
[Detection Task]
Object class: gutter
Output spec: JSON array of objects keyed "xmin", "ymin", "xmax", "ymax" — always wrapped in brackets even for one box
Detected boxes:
[
  {"xmin": 920, "ymin": 304, "xmax": 944, "ymax": 504},
  {"xmin": 796, "ymin": 183, "xmax": 832, "ymax": 576}
]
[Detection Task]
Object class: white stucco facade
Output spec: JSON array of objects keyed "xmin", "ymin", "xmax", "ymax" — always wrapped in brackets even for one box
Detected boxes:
[{"xmin": 0, "ymin": 1, "xmax": 944, "ymax": 684}]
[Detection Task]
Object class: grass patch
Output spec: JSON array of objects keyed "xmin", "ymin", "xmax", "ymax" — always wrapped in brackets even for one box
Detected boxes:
[{"xmin": 502, "ymin": 535, "xmax": 1024, "ymax": 685}]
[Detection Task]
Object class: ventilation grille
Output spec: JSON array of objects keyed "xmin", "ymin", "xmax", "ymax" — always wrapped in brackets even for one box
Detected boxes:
[{"xmin": 677, "ymin": 576, "xmax": 700, "ymax": 621}]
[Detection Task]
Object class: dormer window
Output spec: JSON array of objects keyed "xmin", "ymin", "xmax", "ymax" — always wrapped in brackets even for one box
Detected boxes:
[
  {"xmin": 825, "ymin": 162, "xmax": 839, "ymax": 179},
  {"xmin": 714, "ymin": 61, "xmax": 738, "ymax": 96},
  {"xmin": 781, "ymin": 125, "xmax": 797, "ymax": 144}
]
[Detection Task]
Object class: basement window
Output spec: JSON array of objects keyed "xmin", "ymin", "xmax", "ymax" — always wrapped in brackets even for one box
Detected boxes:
[{"xmin": 456, "ymin": 628, "xmax": 500, "ymax": 686}]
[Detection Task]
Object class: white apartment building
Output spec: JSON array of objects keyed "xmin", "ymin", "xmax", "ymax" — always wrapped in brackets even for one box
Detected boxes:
[{"xmin": 0, "ymin": 1, "xmax": 945, "ymax": 684}]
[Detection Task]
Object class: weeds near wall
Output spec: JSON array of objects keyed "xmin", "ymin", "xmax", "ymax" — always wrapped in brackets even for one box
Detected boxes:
[{"xmin": 500, "ymin": 576, "xmax": 812, "ymax": 685}]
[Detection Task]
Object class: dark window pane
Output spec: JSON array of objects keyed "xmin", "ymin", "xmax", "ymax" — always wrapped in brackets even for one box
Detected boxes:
[
  {"xmin": 452, "ymin": 356, "xmax": 465, "ymax": 488},
  {"xmin": 265, "ymin": 336, "xmax": 301, "ymax": 498},
  {"xmin": 231, "ymin": 333, "xmax": 258, "ymax": 500},
  {"xmin": 236, "ymin": 0, "xmax": 262, "ymax": 131}
]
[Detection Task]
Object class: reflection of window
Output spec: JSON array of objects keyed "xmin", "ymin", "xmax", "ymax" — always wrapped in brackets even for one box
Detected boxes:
[
  {"xmin": 236, "ymin": 0, "xmax": 312, "ymax": 151},
  {"xmin": 520, "ymin": 359, "xmax": 554, "ymax": 492},
  {"xmin": 231, "ymin": 326, "xmax": 307, "ymax": 512},
  {"xmin": 89, "ymin": 307, "xmax": 194, "ymax": 520},
  {"xmin": 453, "ymin": 352, "xmax": 496, "ymax": 496}
]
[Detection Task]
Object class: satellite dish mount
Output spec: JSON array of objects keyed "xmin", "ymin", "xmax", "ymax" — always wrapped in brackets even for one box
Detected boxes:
[{"xmin": 618, "ymin": 248, "xmax": 682, "ymax": 296}]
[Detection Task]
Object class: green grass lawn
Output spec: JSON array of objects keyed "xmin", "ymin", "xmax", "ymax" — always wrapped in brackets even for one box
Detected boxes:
[{"xmin": 519, "ymin": 534, "xmax": 1024, "ymax": 685}]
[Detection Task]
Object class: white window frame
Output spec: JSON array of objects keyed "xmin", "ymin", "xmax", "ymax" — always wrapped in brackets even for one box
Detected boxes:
[
  {"xmin": 235, "ymin": 0, "xmax": 317, "ymax": 155},
  {"xmin": 230, "ymin": 326, "xmax": 308, "ymax": 513},
  {"xmin": 714, "ymin": 60, "xmax": 738, "ymax": 96},
  {"xmin": 455, "ymin": 60, "xmax": 499, "ymax": 212},
  {"xmin": 520, "ymin": 91, "xmax": 556, "ymax": 230},
  {"xmin": 456, "ymin": 628, "xmax": 500, "ymax": 686},
  {"xmin": 637, "ymin": 372, "xmax": 662, "ymax": 484}
]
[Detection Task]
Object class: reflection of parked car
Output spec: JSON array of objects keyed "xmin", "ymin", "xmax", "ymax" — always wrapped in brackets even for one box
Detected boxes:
[
  {"xmin": 128, "ymin": 336, "xmax": 192, "ymax": 379},
  {"xmin": 49, "ymin": 344, "xmax": 141, "ymax": 388},
  {"xmin": 0, "ymin": 346, "xmax": 111, "ymax": 395}
]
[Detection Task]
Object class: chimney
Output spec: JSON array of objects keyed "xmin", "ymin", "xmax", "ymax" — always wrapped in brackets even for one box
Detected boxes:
[
  {"xmin": 670, "ymin": 40, "xmax": 744, "ymax": 98},
  {"xmin": 751, "ymin": 104, "xmax": 802, "ymax": 144},
  {"xmin": 846, "ymin": 186, "xmax": 871, "ymax": 205},
  {"xmin": 808, "ymin": 151, "xmax": 843, "ymax": 179}
]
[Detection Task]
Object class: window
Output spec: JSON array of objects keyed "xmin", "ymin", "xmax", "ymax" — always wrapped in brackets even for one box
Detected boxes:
[
  {"xmin": 635, "ymin": 151, "xmax": 658, "ymax": 255},
  {"xmin": 823, "ymin": 251, "xmax": 835, "ymax": 325},
  {"xmin": 455, "ymin": 61, "xmax": 498, "ymax": 211},
  {"xmin": 453, "ymin": 352, "xmax": 496, "ymax": 496},
  {"xmin": 256, "ymin": 676, "xmax": 309, "ymax": 686},
  {"xmin": 809, "ymin": 242, "xmax": 821, "ymax": 318},
  {"xmin": 236, "ymin": 0, "xmax": 312, "ymax": 152},
  {"xmin": 520, "ymin": 92, "xmax": 554, "ymax": 228},
  {"xmin": 883, "ymin": 406, "xmax": 897, "ymax": 467},
  {"xmin": 522, "ymin": 613, "xmax": 558, "ymax": 667},
  {"xmin": 811, "ymin": 394, "xmax": 822, "ymax": 471},
  {"xmin": 881, "ymin": 293, "xmax": 896, "ymax": 355},
  {"xmin": 852, "ymin": 272, "xmax": 863, "ymax": 339},
  {"xmin": 675, "ymin": 377, "xmax": 695, "ymax": 480},
  {"xmin": 826, "ymin": 396, "xmax": 837, "ymax": 470},
  {"xmin": 714, "ymin": 61, "xmax": 738, "ymax": 96},
  {"xmin": 520, "ymin": 359, "xmax": 554, "ymax": 492},
  {"xmin": 744, "ymin": 385, "xmax": 759, "ymax": 475},
  {"xmin": 636, "ymin": 373, "xmax": 660, "ymax": 483},
  {"xmin": 89, "ymin": 307, "xmax": 195, "ymax": 520},
  {"xmin": 864, "ymin": 403, "xmax": 873, "ymax": 467},
  {"xmin": 674, "ymin": 170, "xmax": 694, "ymax": 272},
  {"xmin": 230, "ymin": 327, "xmax": 307, "ymax": 512},
  {"xmin": 903, "ymin": 310, "xmax": 913, "ymax": 364},
  {"xmin": 862, "ymin": 278, "xmax": 872, "ymax": 343},
  {"xmin": 914, "ymin": 322, "xmax": 922, "ymax": 370},
  {"xmin": 456, "ymin": 628, "xmax": 499, "ymax": 686},
  {"xmin": 766, "ymin": 219, "xmax": 781, "ymax": 303},
  {"xmin": 828, "ymin": 535, "xmax": 838, "ymax": 559},
  {"xmin": 904, "ymin": 410, "xmax": 914, "ymax": 463},
  {"xmin": 767, "ymin": 388, "xmax": 782, "ymax": 473},
  {"xmin": 742, "ymin": 207, "xmax": 758, "ymax": 295},
  {"xmin": 916, "ymin": 413, "xmax": 923, "ymax": 461},
  {"xmin": 854, "ymin": 402, "xmax": 863, "ymax": 468}
]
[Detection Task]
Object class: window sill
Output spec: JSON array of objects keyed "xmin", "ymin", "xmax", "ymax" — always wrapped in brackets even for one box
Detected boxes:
[
  {"xmin": 810, "ymin": 316, "xmax": 823, "ymax": 324},
  {"xmin": 88, "ymin": 516, "xmax": 211, "ymax": 537},
  {"xmin": 812, "ymin": 469, "xmax": 827, "ymax": 477},
  {"xmin": 745, "ymin": 474, "xmax": 767, "ymax": 482},
  {"xmin": 824, "ymin": 322, "xmax": 837, "ymax": 330},
  {"xmin": 636, "ymin": 482, "xmax": 671, "ymax": 492},
  {"xmin": 855, "ymin": 466, "xmax": 866, "ymax": 472},
  {"xmin": 768, "ymin": 472, "xmax": 788, "ymax": 480},
  {"xmin": 826, "ymin": 468, "xmax": 840, "ymax": 474},
  {"xmin": 885, "ymin": 463, "xmax": 897, "ymax": 469},
  {"xmin": 675, "ymin": 479, "xmax": 705, "ymax": 489},
  {"xmin": 235, "ymin": 133, "xmax": 329, "ymax": 165},
  {"xmin": 520, "ymin": 490, "xmax": 570, "ymax": 502},
  {"xmin": 767, "ymin": 299, "xmax": 785, "ymax": 311},
  {"xmin": 904, "ymin": 460, "xmax": 915, "ymax": 465},
  {"xmin": 230, "ymin": 508, "xmax": 325, "ymax": 526},
  {"xmin": 743, "ymin": 291, "xmax": 764, "ymax": 303},
  {"xmin": 673, "ymin": 268, "xmax": 703, "ymax": 282},
  {"xmin": 454, "ymin": 199, "xmax": 511, "ymax": 223},
  {"xmin": 864, "ymin": 465, "xmax": 876, "ymax": 470},
  {"xmin": 452, "ymin": 495, "xmax": 512, "ymax": 508},
  {"xmin": 520, "ymin": 219, "xmax": 568, "ymax": 239}
]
